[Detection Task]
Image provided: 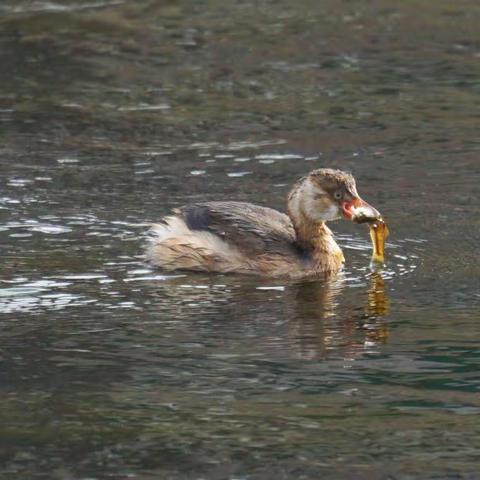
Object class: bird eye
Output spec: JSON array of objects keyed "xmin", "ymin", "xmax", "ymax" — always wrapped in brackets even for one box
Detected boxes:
[{"xmin": 334, "ymin": 191, "xmax": 342, "ymax": 200}]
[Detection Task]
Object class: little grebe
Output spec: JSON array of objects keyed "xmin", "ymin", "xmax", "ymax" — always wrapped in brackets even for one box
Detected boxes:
[{"xmin": 147, "ymin": 168, "xmax": 381, "ymax": 278}]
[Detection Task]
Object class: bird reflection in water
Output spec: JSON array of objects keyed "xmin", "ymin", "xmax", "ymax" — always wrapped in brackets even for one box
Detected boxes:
[
  {"xmin": 288, "ymin": 272, "xmax": 390, "ymax": 360},
  {"xmin": 142, "ymin": 269, "xmax": 390, "ymax": 361}
]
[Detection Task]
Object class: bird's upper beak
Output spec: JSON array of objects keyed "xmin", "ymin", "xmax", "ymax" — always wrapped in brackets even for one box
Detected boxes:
[{"xmin": 342, "ymin": 197, "xmax": 381, "ymax": 223}]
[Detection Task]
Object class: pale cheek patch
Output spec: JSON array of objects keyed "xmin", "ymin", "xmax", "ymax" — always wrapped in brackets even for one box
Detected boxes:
[
  {"xmin": 317, "ymin": 200, "xmax": 341, "ymax": 221},
  {"xmin": 289, "ymin": 179, "xmax": 342, "ymax": 222},
  {"xmin": 304, "ymin": 195, "xmax": 341, "ymax": 222},
  {"xmin": 301, "ymin": 182, "xmax": 328, "ymax": 221}
]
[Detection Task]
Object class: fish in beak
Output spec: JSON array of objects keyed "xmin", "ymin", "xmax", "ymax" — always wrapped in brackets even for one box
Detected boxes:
[{"xmin": 342, "ymin": 197, "xmax": 389, "ymax": 264}]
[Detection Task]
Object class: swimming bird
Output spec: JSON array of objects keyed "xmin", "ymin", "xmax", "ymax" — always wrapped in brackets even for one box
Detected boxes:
[{"xmin": 147, "ymin": 168, "xmax": 381, "ymax": 278}]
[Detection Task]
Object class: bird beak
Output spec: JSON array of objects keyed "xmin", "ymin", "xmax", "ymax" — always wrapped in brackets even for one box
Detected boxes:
[{"xmin": 342, "ymin": 198, "xmax": 381, "ymax": 223}]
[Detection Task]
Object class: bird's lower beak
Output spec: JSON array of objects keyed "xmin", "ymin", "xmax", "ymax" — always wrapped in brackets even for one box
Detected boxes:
[{"xmin": 342, "ymin": 198, "xmax": 381, "ymax": 223}]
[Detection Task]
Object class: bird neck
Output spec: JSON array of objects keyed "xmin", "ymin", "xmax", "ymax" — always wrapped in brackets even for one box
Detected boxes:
[
  {"xmin": 290, "ymin": 213, "xmax": 345, "ymax": 270},
  {"xmin": 287, "ymin": 182, "xmax": 344, "ymax": 271},
  {"xmin": 292, "ymin": 215, "xmax": 330, "ymax": 251}
]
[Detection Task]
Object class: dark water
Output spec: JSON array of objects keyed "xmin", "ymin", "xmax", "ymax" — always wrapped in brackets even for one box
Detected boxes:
[{"xmin": 1, "ymin": 1, "xmax": 480, "ymax": 479}]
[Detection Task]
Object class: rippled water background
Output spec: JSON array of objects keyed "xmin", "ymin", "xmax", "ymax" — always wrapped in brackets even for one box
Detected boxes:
[{"xmin": 1, "ymin": 1, "xmax": 480, "ymax": 479}]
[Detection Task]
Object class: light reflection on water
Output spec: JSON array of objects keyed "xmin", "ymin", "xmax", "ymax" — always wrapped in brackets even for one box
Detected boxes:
[
  {"xmin": 1, "ymin": 0, "xmax": 480, "ymax": 478},
  {"xmin": 0, "ymin": 211, "xmax": 413, "ymax": 325}
]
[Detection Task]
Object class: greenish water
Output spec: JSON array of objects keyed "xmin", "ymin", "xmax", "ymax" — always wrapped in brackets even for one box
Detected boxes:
[{"xmin": 1, "ymin": 1, "xmax": 479, "ymax": 479}]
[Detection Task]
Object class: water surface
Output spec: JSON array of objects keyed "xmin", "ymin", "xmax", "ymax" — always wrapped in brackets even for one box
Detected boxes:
[{"xmin": 1, "ymin": 1, "xmax": 480, "ymax": 479}]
